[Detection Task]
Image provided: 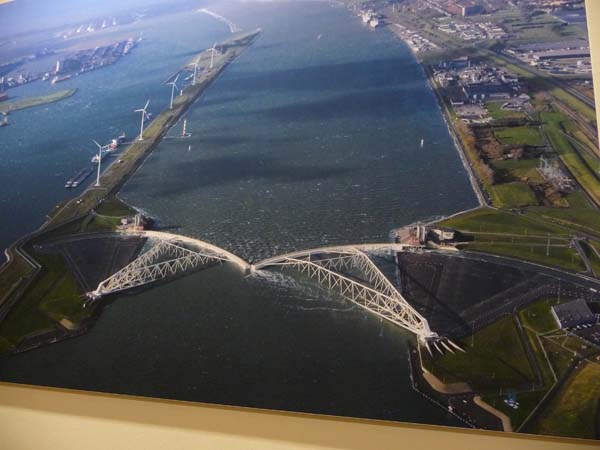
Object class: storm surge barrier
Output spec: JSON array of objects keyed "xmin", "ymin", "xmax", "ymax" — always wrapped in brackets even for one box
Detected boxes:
[
  {"xmin": 253, "ymin": 246, "xmax": 436, "ymax": 342},
  {"xmin": 89, "ymin": 232, "xmax": 437, "ymax": 342},
  {"xmin": 89, "ymin": 231, "xmax": 250, "ymax": 299}
]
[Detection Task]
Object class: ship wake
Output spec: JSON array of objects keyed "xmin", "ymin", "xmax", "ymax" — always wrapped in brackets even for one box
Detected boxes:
[{"xmin": 198, "ymin": 8, "xmax": 242, "ymax": 33}]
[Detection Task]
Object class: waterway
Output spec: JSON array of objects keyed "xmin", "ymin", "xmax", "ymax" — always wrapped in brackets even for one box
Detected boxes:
[{"xmin": 0, "ymin": 0, "xmax": 478, "ymax": 427}]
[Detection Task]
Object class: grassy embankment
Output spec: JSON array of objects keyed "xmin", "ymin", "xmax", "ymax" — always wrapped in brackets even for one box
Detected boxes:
[
  {"xmin": 528, "ymin": 362, "xmax": 600, "ymax": 439},
  {"xmin": 424, "ymin": 316, "xmax": 535, "ymax": 389},
  {"xmin": 0, "ymin": 30, "xmax": 262, "ymax": 353},
  {"xmin": 441, "ymin": 208, "xmax": 586, "ymax": 271},
  {"xmin": 425, "ymin": 295, "xmax": 595, "ymax": 432},
  {"xmin": 0, "ymin": 253, "xmax": 87, "ymax": 347},
  {"xmin": 0, "ymin": 89, "xmax": 77, "ymax": 115},
  {"xmin": 0, "ymin": 199, "xmax": 136, "ymax": 351},
  {"xmin": 486, "ymin": 101, "xmax": 527, "ymax": 121}
]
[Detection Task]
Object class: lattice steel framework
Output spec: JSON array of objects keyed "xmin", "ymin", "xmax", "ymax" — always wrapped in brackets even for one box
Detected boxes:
[
  {"xmin": 256, "ymin": 249, "xmax": 436, "ymax": 341},
  {"xmin": 90, "ymin": 240, "xmax": 227, "ymax": 298}
]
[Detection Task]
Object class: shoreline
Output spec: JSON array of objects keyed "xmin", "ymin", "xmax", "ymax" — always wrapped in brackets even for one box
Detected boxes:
[
  {"xmin": 387, "ymin": 20, "xmax": 487, "ymax": 209},
  {"xmin": 422, "ymin": 64, "xmax": 488, "ymax": 208},
  {"xmin": 0, "ymin": 29, "xmax": 262, "ymax": 354},
  {"xmin": 0, "ymin": 88, "xmax": 77, "ymax": 115}
]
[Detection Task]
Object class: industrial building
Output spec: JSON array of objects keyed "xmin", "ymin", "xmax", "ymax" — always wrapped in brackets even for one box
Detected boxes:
[
  {"xmin": 552, "ymin": 299, "xmax": 597, "ymax": 329},
  {"xmin": 443, "ymin": 0, "xmax": 485, "ymax": 16}
]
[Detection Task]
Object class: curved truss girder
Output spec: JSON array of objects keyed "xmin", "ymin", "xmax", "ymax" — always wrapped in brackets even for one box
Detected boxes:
[
  {"xmin": 90, "ymin": 240, "xmax": 227, "ymax": 298},
  {"xmin": 260, "ymin": 250, "xmax": 434, "ymax": 340}
]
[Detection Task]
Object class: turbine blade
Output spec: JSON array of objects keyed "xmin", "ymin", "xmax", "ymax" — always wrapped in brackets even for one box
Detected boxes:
[
  {"xmin": 93, "ymin": 140, "xmax": 101, "ymax": 148},
  {"xmin": 144, "ymin": 99, "xmax": 150, "ymax": 110}
]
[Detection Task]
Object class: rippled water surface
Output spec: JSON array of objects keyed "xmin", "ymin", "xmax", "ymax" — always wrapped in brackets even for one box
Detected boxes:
[{"xmin": 1, "ymin": 0, "xmax": 477, "ymax": 427}]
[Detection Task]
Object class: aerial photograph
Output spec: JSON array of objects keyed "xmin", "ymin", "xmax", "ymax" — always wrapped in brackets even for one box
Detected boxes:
[{"xmin": 0, "ymin": 0, "xmax": 599, "ymax": 442}]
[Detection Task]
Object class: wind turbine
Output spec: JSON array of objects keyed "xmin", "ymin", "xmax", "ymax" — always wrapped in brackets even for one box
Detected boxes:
[
  {"xmin": 210, "ymin": 42, "xmax": 217, "ymax": 70},
  {"xmin": 191, "ymin": 62, "xmax": 198, "ymax": 86},
  {"xmin": 93, "ymin": 140, "xmax": 104, "ymax": 187},
  {"xmin": 168, "ymin": 74, "xmax": 179, "ymax": 109},
  {"xmin": 135, "ymin": 99, "xmax": 150, "ymax": 141}
]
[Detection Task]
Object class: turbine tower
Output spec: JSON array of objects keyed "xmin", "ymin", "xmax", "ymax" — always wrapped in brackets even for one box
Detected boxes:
[
  {"xmin": 168, "ymin": 74, "xmax": 179, "ymax": 109},
  {"xmin": 210, "ymin": 43, "xmax": 217, "ymax": 70},
  {"xmin": 93, "ymin": 140, "xmax": 104, "ymax": 187},
  {"xmin": 135, "ymin": 99, "xmax": 150, "ymax": 141}
]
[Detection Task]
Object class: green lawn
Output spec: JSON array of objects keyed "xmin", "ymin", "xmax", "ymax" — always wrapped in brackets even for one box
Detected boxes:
[
  {"xmin": 95, "ymin": 196, "xmax": 134, "ymax": 217},
  {"xmin": 544, "ymin": 339, "xmax": 576, "ymax": 376},
  {"xmin": 0, "ymin": 253, "xmax": 33, "ymax": 301},
  {"xmin": 551, "ymin": 88, "xmax": 597, "ymax": 124},
  {"xmin": 492, "ymin": 158, "xmax": 544, "ymax": 183},
  {"xmin": 528, "ymin": 362, "xmax": 600, "ymax": 439},
  {"xmin": 85, "ymin": 215, "xmax": 122, "ymax": 233},
  {"xmin": 527, "ymin": 192, "xmax": 600, "ymax": 236},
  {"xmin": 472, "ymin": 234, "xmax": 568, "ymax": 246},
  {"xmin": 439, "ymin": 207, "xmax": 569, "ymax": 236},
  {"xmin": 483, "ymin": 390, "xmax": 547, "ymax": 430},
  {"xmin": 486, "ymin": 101, "xmax": 527, "ymax": 121},
  {"xmin": 464, "ymin": 241, "xmax": 586, "ymax": 272},
  {"xmin": 0, "ymin": 253, "xmax": 85, "ymax": 345},
  {"xmin": 424, "ymin": 316, "xmax": 535, "ymax": 392},
  {"xmin": 519, "ymin": 299, "xmax": 560, "ymax": 334},
  {"xmin": 494, "ymin": 126, "xmax": 544, "ymax": 147},
  {"xmin": 489, "ymin": 182, "xmax": 538, "ymax": 208},
  {"xmin": 40, "ymin": 275, "xmax": 88, "ymax": 323},
  {"xmin": 590, "ymin": 241, "xmax": 600, "ymax": 277},
  {"xmin": 542, "ymin": 112, "xmax": 600, "ymax": 206},
  {"xmin": 0, "ymin": 89, "xmax": 77, "ymax": 114},
  {"xmin": 578, "ymin": 240, "xmax": 600, "ymax": 277}
]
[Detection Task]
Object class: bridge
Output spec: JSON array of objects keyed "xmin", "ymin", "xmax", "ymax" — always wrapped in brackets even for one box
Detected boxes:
[{"xmin": 88, "ymin": 231, "xmax": 440, "ymax": 342}]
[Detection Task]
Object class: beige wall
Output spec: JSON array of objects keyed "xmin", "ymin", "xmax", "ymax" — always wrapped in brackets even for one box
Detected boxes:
[{"xmin": 1, "ymin": 382, "xmax": 598, "ymax": 450}]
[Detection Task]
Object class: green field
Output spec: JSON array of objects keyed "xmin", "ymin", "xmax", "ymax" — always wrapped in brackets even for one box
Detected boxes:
[
  {"xmin": 439, "ymin": 207, "xmax": 568, "ymax": 236},
  {"xmin": 0, "ymin": 253, "xmax": 85, "ymax": 346},
  {"xmin": 494, "ymin": 126, "xmax": 544, "ymax": 147},
  {"xmin": 489, "ymin": 182, "xmax": 538, "ymax": 208},
  {"xmin": 492, "ymin": 158, "xmax": 544, "ymax": 183},
  {"xmin": 519, "ymin": 299, "xmax": 560, "ymax": 335},
  {"xmin": 542, "ymin": 111, "xmax": 600, "ymax": 206},
  {"xmin": 579, "ymin": 240, "xmax": 600, "ymax": 276},
  {"xmin": 424, "ymin": 316, "xmax": 535, "ymax": 392},
  {"xmin": 527, "ymin": 192, "xmax": 600, "ymax": 236},
  {"xmin": 0, "ymin": 89, "xmax": 77, "ymax": 114},
  {"xmin": 486, "ymin": 101, "xmax": 527, "ymax": 120},
  {"xmin": 0, "ymin": 253, "xmax": 33, "ymax": 302},
  {"xmin": 590, "ymin": 241, "xmax": 600, "ymax": 277},
  {"xmin": 463, "ymin": 241, "xmax": 585, "ymax": 272},
  {"xmin": 544, "ymin": 339, "xmax": 576, "ymax": 378},
  {"xmin": 95, "ymin": 197, "xmax": 135, "ymax": 217},
  {"xmin": 529, "ymin": 362, "xmax": 600, "ymax": 439},
  {"xmin": 551, "ymin": 88, "xmax": 597, "ymax": 124},
  {"xmin": 483, "ymin": 390, "xmax": 546, "ymax": 430},
  {"xmin": 502, "ymin": 13, "xmax": 586, "ymax": 45}
]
